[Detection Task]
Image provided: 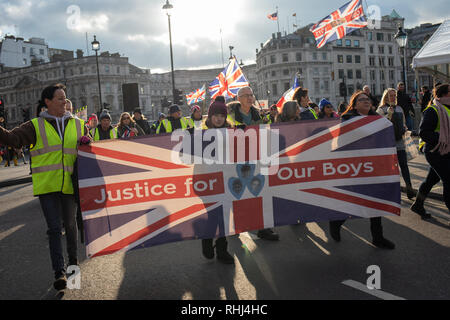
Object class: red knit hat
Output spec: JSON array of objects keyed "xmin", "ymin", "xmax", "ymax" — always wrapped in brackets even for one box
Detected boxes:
[{"xmin": 191, "ymin": 105, "xmax": 201, "ymax": 113}]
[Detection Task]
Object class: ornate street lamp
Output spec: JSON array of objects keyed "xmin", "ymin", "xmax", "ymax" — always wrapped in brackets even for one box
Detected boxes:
[
  {"xmin": 394, "ymin": 26, "xmax": 408, "ymax": 92},
  {"xmin": 91, "ymin": 35, "xmax": 103, "ymax": 113},
  {"xmin": 163, "ymin": 0, "xmax": 176, "ymax": 104}
]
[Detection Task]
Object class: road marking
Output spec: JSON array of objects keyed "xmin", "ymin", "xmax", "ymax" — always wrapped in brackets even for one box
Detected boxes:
[
  {"xmin": 342, "ymin": 280, "xmax": 406, "ymax": 300},
  {"xmin": 0, "ymin": 224, "xmax": 24, "ymax": 241},
  {"xmin": 306, "ymin": 235, "xmax": 330, "ymax": 255}
]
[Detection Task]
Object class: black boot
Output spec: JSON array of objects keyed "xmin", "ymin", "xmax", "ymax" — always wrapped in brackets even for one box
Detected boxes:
[
  {"xmin": 257, "ymin": 228, "xmax": 279, "ymax": 241},
  {"xmin": 410, "ymin": 192, "xmax": 431, "ymax": 219},
  {"xmin": 329, "ymin": 220, "xmax": 343, "ymax": 242},
  {"xmin": 406, "ymin": 184, "xmax": 416, "ymax": 200},
  {"xmin": 202, "ymin": 239, "xmax": 214, "ymax": 259},
  {"xmin": 215, "ymin": 237, "xmax": 234, "ymax": 264},
  {"xmin": 370, "ymin": 217, "xmax": 395, "ymax": 250},
  {"xmin": 53, "ymin": 271, "xmax": 67, "ymax": 291}
]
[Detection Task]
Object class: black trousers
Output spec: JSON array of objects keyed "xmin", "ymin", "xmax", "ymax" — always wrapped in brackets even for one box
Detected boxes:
[
  {"xmin": 331, "ymin": 217, "xmax": 383, "ymax": 240},
  {"xmin": 418, "ymin": 166, "xmax": 441, "ymax": 197},
  {"xmin": 425, "ymin": 152, "xmax": 450, "ymax": 211}
]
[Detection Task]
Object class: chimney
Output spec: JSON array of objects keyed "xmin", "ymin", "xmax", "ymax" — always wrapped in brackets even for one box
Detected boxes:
[
  {"xmin": 76, "ymin": 49, "xmax": 84, "ymax": 58},
  {"xmin": 272, "ymin": 33, "xmax": 276, "ymax": 40}
]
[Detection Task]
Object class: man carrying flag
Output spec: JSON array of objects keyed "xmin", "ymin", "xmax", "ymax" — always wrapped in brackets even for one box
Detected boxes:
[{"xmin": 310, "ymin": 0, "xmax": 368, "ymax": 49}]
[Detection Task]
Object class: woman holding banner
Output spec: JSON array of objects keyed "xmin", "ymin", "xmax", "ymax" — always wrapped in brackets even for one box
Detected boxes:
[
  {"xmin": 330, "ymin": 91, "xmax": 395, "ymax": 250},
  {"xmin": 200, "ymin": 99, "xmax": 235, "ymax": 264}
]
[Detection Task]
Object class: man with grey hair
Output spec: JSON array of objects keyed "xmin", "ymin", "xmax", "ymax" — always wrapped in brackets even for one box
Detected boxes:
[
  {"xmin": 227, "ymin": 87, "xmax": 280, "ymax": 241},
  {"xmin": 363, "ymin": 85, "xmax": 379, "ymax": 110}
]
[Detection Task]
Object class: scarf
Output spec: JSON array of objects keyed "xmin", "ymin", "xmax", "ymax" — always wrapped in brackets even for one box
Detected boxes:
[{"xmin": 432, "ymin": 97, "xmax": 450, "ymax": 155}]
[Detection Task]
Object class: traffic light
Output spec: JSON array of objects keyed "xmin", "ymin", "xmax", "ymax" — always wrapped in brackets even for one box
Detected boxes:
[
  {"xmin": 339, "ymin": 82, "xmax": 347, "ymax": 97},
  {"xmin": 174, "ymin": 89, "xmax": 183, "ymax": 105}
]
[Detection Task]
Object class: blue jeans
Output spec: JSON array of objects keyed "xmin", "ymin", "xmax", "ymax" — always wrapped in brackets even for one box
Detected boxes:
[
  {"xmin": 39, "ymin": 193, "xmax": 78, "ymax": 276},
  {"xmin": 405, "ymin": 114, "xmax": 414, "ymax": 131}
]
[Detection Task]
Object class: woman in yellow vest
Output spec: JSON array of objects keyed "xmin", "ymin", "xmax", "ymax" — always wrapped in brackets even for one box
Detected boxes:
[
  {"xmin": 0, "ymin": 84, "xmax": 86, "ymax": 291},
  {"xmin": 91, "ymin": 110, "xmax": 118, "ymax": 141},
  {"xmin": 414, "ymin": 84, "xmax": 450, "ymax": 214}
]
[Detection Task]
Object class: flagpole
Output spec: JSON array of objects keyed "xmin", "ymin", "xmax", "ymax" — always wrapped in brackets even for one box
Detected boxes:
[
  {"xmin": 220, "ymin": 28, "xmax": 225, "ymax": 68},
  {"xmin": 276, "ymin": 6, "xmax": 280, "ymax": 33}
]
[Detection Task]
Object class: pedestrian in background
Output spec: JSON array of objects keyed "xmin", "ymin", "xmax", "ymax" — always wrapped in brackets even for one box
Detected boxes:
[
  {"xmin": 318, "ymin": 99, "xmax": 339, "ymax": 119},
  {"xmin": 293, "ymin": 87, "xmax": 318, "ymax": 120},
  {"xmin": 330, "ymin": 91, "xmax": 395, "ymax": 249},
  {"xmin": 117, "ymin": 112, "xmax": 145, "ymax": 139},
  {"xmin": 397, "ymin": 82, "xmax": 415, "ymax": 131},
  {"xmin": 417, "ymin": 83, "xmax": 450, "ymax": 213},
  {"xmin": 377, "ymin": 88, "xmax": 415, "ymax": 199},
  {"xmin": 156, "ymin": 105, "xmax": 190, "ymax": 134},
  {"xmin": 276, "ymin": 101, "xmax": 301, "ymax": 123},
  {"xmin": 92, "ymin": 110, "xmax": 117, "ymax": 141},
  {"xmin": 132, "ymin": 108, "xmax": 151, "ymax": 135},
  {"xmin": 188, "ymin": 105, "xmax": 203, "ymax": 129}
]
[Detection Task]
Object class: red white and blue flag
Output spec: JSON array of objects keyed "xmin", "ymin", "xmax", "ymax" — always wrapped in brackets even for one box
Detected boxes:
[
  {"xmin": 267, "ymin": 12, "xmax": 278, "ymax": 21},
  {"xmin": 208, "ymin": 58, "xmax": 249, "ymax": 100},
  {"xmin": 276, "ymin": 75, "xmax": 301, "ymax": 110},
  {"xmin": 310, "ymin": 0, "xmax": 368, "ymax": 49},
  {"xmin": 186, "ymin": 85, "xmax": 206, "ymax": 105},
  {"xmin": 78, "ymin": 116, "xmax": 401, "ymax": 258}
]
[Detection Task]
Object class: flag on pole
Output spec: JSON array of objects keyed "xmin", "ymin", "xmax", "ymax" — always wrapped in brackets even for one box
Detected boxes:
[
  {"xmin": 186, "ymin": 85, "xmax": 206, "ymax": 105},
  {"xmin": 309, "ymin": 0, "xmax": 368, "ymax": 49},
  {"xmin": 267, "ymin": 12, "xmax": 278, "ymax": 21},
  {"xmin": 276, "ymin": 75, "xmax": 301, "ymax": 110},
  {"xmin": 293, "ymin": 13, "xmax": 297, "ymax": 17},
  {"xmin": 208, "ymin": 58, "xmax": 249, "ymax": 100}
]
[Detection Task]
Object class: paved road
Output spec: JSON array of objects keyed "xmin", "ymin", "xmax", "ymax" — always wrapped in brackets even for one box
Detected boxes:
[{"xmin": 0, "ymin": 181, "xmax": 448, "ymax": 300}]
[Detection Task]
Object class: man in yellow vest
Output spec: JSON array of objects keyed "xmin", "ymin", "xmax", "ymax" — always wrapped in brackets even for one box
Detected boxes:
[
  {"xmin": 90, "ymin": 110, "xmax": 117, "ymax": 141},
  {"xmin": 156, "ymin": 104, "xmax": 191, "ymax": 133},
  {"xmin": 0, "ymin": 83, "xmax": 86, "ymax": 291}
]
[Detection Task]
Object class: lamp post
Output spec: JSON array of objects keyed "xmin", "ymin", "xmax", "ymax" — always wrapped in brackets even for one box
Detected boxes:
[
  {"xmin": 163, "ymin": 0, "xmax": 176, "ymax": 104},
  {"xmin": 91, "ymin": 35, "xmax": 103, "ymax": 113},
  {"xmin": 394, "ymin": 26, "xmax": 408, "ymax": 92}
]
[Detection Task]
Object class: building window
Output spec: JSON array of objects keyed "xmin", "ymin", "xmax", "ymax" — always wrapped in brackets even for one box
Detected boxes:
[
  {"xmin": 388, "ymin": 46, "xmax": 393, "ymax": 54},
  {"xmin": 282, "ymin": 53, "xmax": 289, "ymax": 62},
  {"xmin": 39, "ymin": 49, "xmax": 44, "ymax": 55},
  {"xmin": 314, "ymin": 80, "xmax": 320, "ymax": 92},
  {"xmin": 367, "ymin": 32, "xmax": 373, "ymax": 41},
  {"xmin": 296, "ymin": 52, "xmax": 302, "ymax": 61},
  {"xmin": 355, "ymin": 55, "xmax": 361, "ymax": 63},
  {"xmin": 388, "ymin": 57, "xmax": 394, "ymax": 67},
  {"xmin": 389, "ymin": 70, "xmax": 395, "ymax": 80},
  {"xmin": 272, "ymin": 83, "xmax": 278, "ymax": 96},
  {"xmin": 336, "ymin": 39, "xmax": 343, "ymax": 46},
  {"xmin": 347, "ymin": 70, "xmax": 353, "ymax": 79},
  {"xmin": 117, "ymin": 66, "xmax": 120, "ymax": 74},
  {"xmin": 369, "ymin": 57, "xmax": 375, "ymax": 66},
  {"xmin": 380, "ymin": 70, "xmax": 385, "ymax": 81},
  {"xmin": 312, "ymin": 52, "xmax": 318, "ymax": 60},
  {"xmin": 322, "ymin": 52, "xmax": 327, "ymax": 60},
  {"xmin": 354, "ymin": 40, "xmax": 360, "ymax": 47},
  {"xmin": 283, "ymin": 69, "xmax": 289, "ymax": 76},
  {"xmin": 345, "ymin": 39, "xmax": 351, "ymax": 47},
  {"xmin": 23, "ymin": 58, "xmax": 27, "ymax": 65},
  {"xmin": 105, "ymin": 65, "xmax": 110, "ymax": 73},
  {"xmin": 324, "ymin": 80, "xmax": 329, "ymax": 92},
  {"xmin": 370, "ymin": 45, "xmax": 374, "ymax": 54},
  {"xmin": 346, "ymin": 55, "xmax": 352, "ymax": 63},
  {"xmin": 270, "ymin": 55, "xmax": 276, "ymax": 64},
  {"xmin": 378, "ymin": 46, "xmax": 385, "ymax": 54},
  {"xmin": 284, "ymin": 82, "xmax": 291, "ymax": 91},
  {"xmin": 377, "ymin": 33, "xmax": 384, "ymax": 41},
  {"xmin": 313, "ymin": 68, "xmax": 319, "ymax": 76},
  {"xmin": 338, "ymin": 55, "xmax": 344, "ymax": 63},
  {"xmin": 22, "ymin": 47, "xmax": 26, "ymax": 53},
  {"xmin": 338, "ymin": 69, "xmax": 344, "ymax": 79},
  {"xmin": 370, "ymin": 70, "xmax": 376, "ymax": 80},
  {"xmin": 356, "ymin": 70, "xmax": 362, "ymax": 79},
  {"xmin": 271, "ymin": 70, "xmax": 277, "ymax": 77},
  {"xmin": 79, "ymin": 67, "xmax": 84, "ymax": 75}
]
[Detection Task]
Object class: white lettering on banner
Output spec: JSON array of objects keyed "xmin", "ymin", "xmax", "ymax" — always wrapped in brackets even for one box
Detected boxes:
[
  {"xmin": 67, "ymin": 265, "xmax": 81, "ymax": 290},
  {"xmin": 169, "ymin": 128, "xmax": 279, "ymax": 175},
  {"xmin": 323, "ymin": 162, "xmax": 373, "ymax": 177}
]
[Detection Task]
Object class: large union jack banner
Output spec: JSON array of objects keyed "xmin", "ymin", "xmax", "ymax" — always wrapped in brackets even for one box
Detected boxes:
[
  {"xmin": 208, "ymin": 57, "xmax": 249, "ymax": 100},
  {"xmin": 186, "ymin": 85, "xmax": 206, "ymax": 105},
  {"xmin": 78, "ymin": 116, "xmax": 401, "ymax": 258},
  {"xmin": 310, "ymin": 0, "xmax": 368, "ymax": 49}
]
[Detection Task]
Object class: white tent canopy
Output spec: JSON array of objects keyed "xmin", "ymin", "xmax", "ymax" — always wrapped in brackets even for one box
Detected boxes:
[{"xmin": 412, "ymin": 20, "xmax": 450, "ymax": 80}]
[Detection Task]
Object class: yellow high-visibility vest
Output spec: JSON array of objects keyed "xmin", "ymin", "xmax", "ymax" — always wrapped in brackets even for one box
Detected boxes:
[
  {"xmin": 156, "ymin": 118, "xmax": 189, "ymax": 134},
  {"xmin": 92, "ymin": 127, "xmax": 117, "ymax": 141},
  {"xmin": 30, "ymin": 117, "xmax": 83, "ymax": 196}
]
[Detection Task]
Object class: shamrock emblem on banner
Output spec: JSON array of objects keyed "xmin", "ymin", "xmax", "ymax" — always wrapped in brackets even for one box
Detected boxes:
[{"xmin": 228, "ymin": 163, "xmax": 265, "ymax": 199}]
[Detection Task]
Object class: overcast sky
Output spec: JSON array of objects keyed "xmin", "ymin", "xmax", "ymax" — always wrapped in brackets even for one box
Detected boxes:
[{"xmin": 0, "ymin": 0, "xmax": 448, "ymax": 73}]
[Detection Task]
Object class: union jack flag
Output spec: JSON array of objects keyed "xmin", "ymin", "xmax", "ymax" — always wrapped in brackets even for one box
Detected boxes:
[
  {"xmin": 185, "ymin": 85, "xmax": 206, "ymax": 105},
  {"xmin": 310, "ymin": 0, "xmax": 368, "ymax": 49},
  {"xmin": 267, "ymin": 12, "xmax": 278, "ymax": 21},
  {"xmin": 78, "ymin": 116, "xmax": 401, "ymax": 258},
  {"xmin": 208, "ymin": 58, "xmax": 249, "ymax": 100}
]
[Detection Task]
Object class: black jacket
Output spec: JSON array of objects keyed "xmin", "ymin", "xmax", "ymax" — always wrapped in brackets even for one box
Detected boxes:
[
  {"xmin": 397, "ymin": 91, "xmax": 415, "ymax": 116},
  {"xmin": 135, "ymin": 119, "xmax": 151, "ymax": 135},
  {"xmin": 419, "ymin": 104, "xmax": 450, "ymax": 155}
]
